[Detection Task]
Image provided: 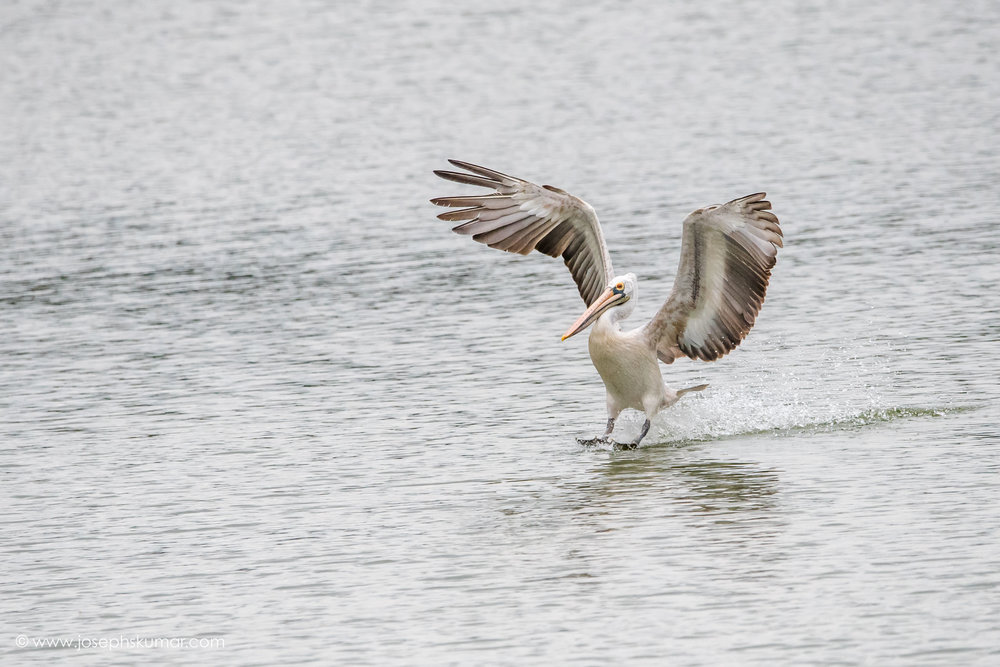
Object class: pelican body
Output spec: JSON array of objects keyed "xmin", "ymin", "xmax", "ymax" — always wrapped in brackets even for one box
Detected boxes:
[
  {"xmin": 432, "ymin": 160, "xmax": 782, "ymax": 448},
  {"xmin": 582, "ymin": 280, "xmax": 701, "ymax": 445}
]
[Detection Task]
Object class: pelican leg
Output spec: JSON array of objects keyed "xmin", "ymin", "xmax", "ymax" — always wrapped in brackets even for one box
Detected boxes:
[
  {"xmin": 616, "ymin": 419, "xmax": 650, "ymax": 450},
  {"xmin": 636, "ymin": 419, "xmax": 651, "ymax": 444}
]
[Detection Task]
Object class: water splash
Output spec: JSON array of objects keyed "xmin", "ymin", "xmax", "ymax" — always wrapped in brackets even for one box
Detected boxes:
[
  {"xmin": 650, "ymin": 406, "xmax": 970, "ymax": 446},
  {"xmin": 638, "ymin": 334, "xmax": 944, "ymax": 444}
]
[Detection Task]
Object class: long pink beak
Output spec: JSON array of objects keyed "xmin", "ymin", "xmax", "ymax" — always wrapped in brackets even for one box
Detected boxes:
[{"xmin": 561, "ymin": 287, "xmax": 628, "ymax": 341}]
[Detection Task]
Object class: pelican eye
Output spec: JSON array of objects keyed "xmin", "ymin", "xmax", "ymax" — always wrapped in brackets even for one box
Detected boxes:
[{"xmin": 614, "ymin": 282, "xmax": 625, "ymax": 293}]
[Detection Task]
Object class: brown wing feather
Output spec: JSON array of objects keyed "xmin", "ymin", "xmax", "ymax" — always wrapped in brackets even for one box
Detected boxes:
[
  {"xmin": 431, "ymin": 160, "xmax": 615, "ymax": 306},
  {"xmin": 642, "ymin": 193, "xmax": 782, "ymax": 363}
]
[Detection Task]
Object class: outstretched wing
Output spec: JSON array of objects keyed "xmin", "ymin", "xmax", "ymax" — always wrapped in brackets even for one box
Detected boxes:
[
  {"xmin": 642, "ymin": 193, "xmax": 782, "ymax": 363},
  {"xmin": 431, "ymin": 160, "xmax": 614, "ymax": 306}
]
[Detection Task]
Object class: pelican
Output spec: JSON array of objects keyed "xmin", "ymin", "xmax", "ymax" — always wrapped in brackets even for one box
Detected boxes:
[{"xmin": 431, "ymin": 160, "xmax": 782, "ymax": 448}]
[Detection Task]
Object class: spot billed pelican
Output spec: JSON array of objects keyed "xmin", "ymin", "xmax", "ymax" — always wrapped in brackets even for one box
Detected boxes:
[{"xmin": 431, "ymin": 160, "xmax": 782, "ymax": 448}]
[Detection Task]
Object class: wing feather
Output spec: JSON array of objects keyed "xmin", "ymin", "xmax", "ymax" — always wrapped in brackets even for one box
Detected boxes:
[
  {"xmin": 642, "ymin": 193, "xmax": 782, "ymax": 363},
  {"xmin": 432, "ymin": 160, "xmax": 615, "ymax": 306}
]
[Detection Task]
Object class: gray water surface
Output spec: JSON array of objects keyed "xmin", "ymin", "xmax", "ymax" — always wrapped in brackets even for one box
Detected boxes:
[{"xmin": 3, "ymin": 0, "xmax": 1000, "ymax": 664}]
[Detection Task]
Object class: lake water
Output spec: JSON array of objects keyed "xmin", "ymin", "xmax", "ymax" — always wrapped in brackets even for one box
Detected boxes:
[{"xmin": 2, "ymin": 0, "xmax": 999, "ymax": 664}]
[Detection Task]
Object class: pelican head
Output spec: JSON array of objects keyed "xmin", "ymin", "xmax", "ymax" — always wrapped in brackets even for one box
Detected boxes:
[{"xmin": 561, "ymin": 273, "xmax": 637, "ymax": 341}]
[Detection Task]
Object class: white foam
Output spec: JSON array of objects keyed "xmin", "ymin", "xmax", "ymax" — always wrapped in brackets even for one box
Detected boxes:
[{"xmin": 646, "ymin": 336, "xmax": 896, "ymax": 443}]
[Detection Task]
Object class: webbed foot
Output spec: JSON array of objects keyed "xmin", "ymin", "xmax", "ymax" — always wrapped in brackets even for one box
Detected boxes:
[
  {"xmin": 577, "ymin": 436, "xmax": 611, "ymax": 446},
  {"xmin": 612, "ymin": 440, "xmax": 639, "ymax": 451},
  {"xmin": 577, "ymin": 417, "xmax": 618, "ymax": 447}
]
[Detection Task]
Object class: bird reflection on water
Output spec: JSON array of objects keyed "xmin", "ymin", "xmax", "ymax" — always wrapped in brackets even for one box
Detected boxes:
[{"xmin": 587, "ymin": 446, "xmax": 780, "ymax": 520}]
